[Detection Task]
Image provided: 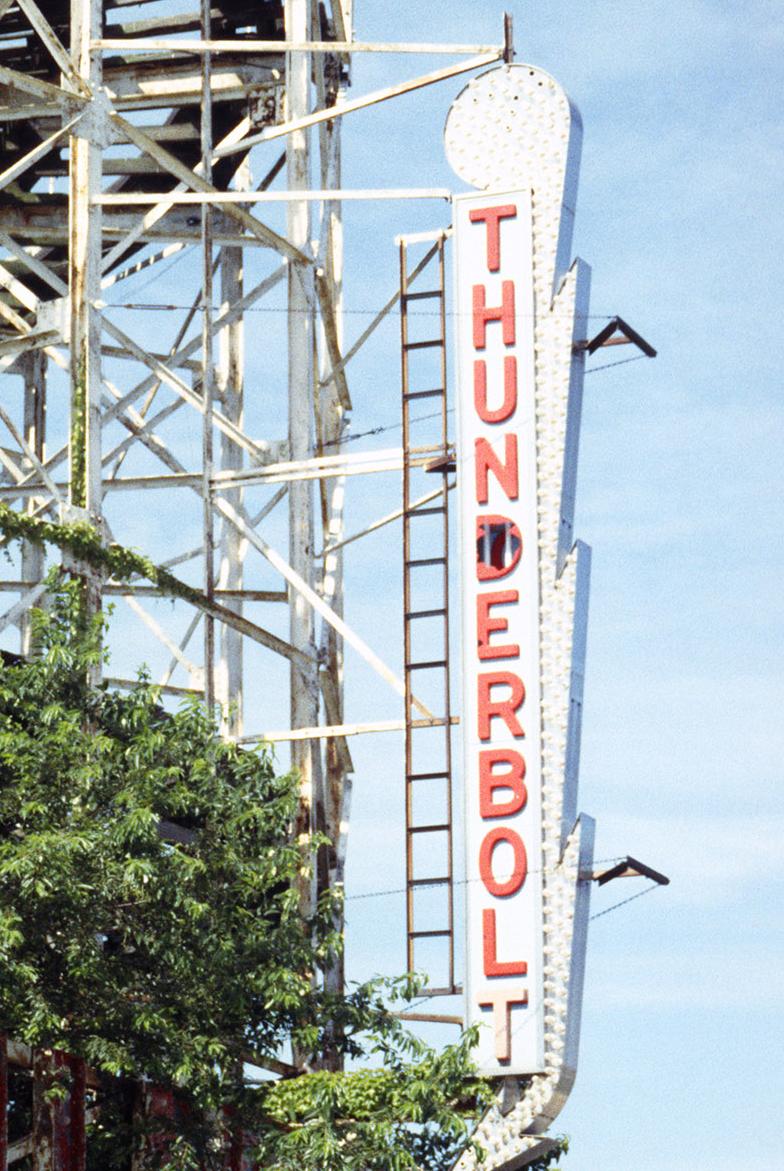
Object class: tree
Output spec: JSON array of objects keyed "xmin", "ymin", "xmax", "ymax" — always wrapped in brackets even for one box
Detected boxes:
[{"xmin": 0, "ymin": 577, "xmax": 492, "ymax": 1170}]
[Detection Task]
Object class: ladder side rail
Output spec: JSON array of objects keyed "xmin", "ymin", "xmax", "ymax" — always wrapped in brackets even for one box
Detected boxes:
[
  {"xmin": 400, "ymin": 235, "xmax": 457, "ymax": 992},
  {"xmin": 436, "ymin": 237, "xmax": 456, "ymax": 992}
]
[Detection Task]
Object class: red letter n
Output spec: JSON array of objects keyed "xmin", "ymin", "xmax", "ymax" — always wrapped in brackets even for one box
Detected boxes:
[{"xmin": 475, "ymin": 434, "xmax": 519, "ymax": 505}]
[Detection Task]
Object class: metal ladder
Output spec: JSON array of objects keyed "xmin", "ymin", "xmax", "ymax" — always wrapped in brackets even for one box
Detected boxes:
[{"xmin": 399, "ymin": 232, "xmax": 458, "ymax": 996}]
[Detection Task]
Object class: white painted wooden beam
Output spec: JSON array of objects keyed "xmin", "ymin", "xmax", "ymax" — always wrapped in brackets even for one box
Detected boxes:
[
  {"xmin": 92, "ymin": 39, "xmax": 501, "ymax": 55},
  {"xmin": 214, "ymin": 51, "xmax": 502, "ymax": 157}
]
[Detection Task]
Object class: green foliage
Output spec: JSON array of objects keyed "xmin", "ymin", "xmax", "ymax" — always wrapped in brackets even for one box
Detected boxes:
[
  {"xmin": 0, "ymin": 580, "xmax": 490, "ymax": 1170},
  {"xmin": 254, "ymin": 995, "xmax": 488, "ymax": 1171}
]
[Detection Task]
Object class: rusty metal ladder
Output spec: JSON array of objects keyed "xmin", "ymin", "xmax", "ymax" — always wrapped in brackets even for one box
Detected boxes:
[{"xmin": 399, "ymin": 232, "xmax": 458, "ymax": 996}]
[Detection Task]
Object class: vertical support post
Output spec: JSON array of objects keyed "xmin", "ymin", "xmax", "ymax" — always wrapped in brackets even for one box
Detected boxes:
[
  {"xmin": 285, "ymin": 0, "xmax": 321, "ymax": 929},
  {"xmin": 66, "ymin": 1057, "xmax": 86, "ymax": 1171},
  {"xmin": 130, "ymin": 1085, "xmax": 175, "ymax": 1171},
  {"xmin": 503, "ymin": 11, "xmax": 515, "ymax": 63},
  {"xmin": 32, "ymin": 1049, "xmax": 53, "ymax": 1171},
  {"xmin": 32, "ymin": 1051, "xmax": 85, "ymax": 1171},
  {"xmin": 201, "ymin": 0, "xmax": 216, "ymax": 710},
  {"xmin": 21, "ymin": 351, "xmax": 46, "ymax": 656},
  {"xmin": 68, "ymin": 0, "xmax": 103, "ymax": 654},
  {"xmin": 317, "ymin": 77, "xmax": 348, "ymax": 1066},
  {"xmin": 216, "ymin": 244, "xmax": 244, "ymax": 736},
  {"xmin": 69, "ymin": 0, "xmax": 102, "ymax": 523}
]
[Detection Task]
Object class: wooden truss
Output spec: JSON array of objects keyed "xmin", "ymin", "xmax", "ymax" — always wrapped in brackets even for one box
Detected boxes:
[{"xmin": 0, "ymin": 0, "xmax": 508, "ymax": 1102}]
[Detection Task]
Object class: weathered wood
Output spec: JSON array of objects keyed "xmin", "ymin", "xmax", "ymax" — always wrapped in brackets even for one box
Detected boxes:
[
  {"xmin": 110, "ymin": 112, "xmax": 310, "ymax": 263},
  {"xmin": 215, "ymin": 49, "xmax": 502, "ymax": 156},
  {"xmin": 100, "ymin": 316, "xmax": 271, "ymax": 463},
  {"xmin": 0, "ymin": 116, "xmax": 83, "ymax": 193},
  {"xmin": 216, "ymin": 238, "xmax": 245, "ymax": 733},
  {"xmin": 0, "ymin": 232, "xmax": 67, "ymax": 297},
  {"xmin": 242, "ymin": 715, "xmax": 458, "ymax": 743},
  {"xmin": 315, "ymin": 270, "xmax": 351, "ymax": 410},
  {"xmin": 94, "ymin": 186, "xmax": 452, "ymax": 204},
  {"xmin": 0, "ymin": 205, "xmax": 244, "ymax": 246},
  {"xmin": 94, "ymin": 37, "xmax": 501, "ymax": 54},
  {"xmin": 214, "ymin": 492, "xmax": 435, "ymax": 719},
  {"xmin": 0, "ymin": 65, "xmax": 87, "ymax": 111},
  {"xmin": 68, "ymin": 0, "xmax": 103, "ymax": 525},
  {"xmin": 200, "ymin": 0, "xmax": 216, "ymax": 709},
  {"xmin": 15, "ymin": 0, "xmax": 85, "ymax": 91}
]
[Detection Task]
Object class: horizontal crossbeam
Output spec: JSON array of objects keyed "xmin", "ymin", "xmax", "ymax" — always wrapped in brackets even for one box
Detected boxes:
[{"xmin": 92, "ymin": 38, "xmax": 502, "ymax": 54}]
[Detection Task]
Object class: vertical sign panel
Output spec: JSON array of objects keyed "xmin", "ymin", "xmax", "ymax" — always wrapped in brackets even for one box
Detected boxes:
[{"xmin": 455, "ymin": 190, "xmax": 544, "ymax": 1074}]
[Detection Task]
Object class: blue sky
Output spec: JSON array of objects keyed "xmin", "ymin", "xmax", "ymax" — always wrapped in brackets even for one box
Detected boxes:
[
  {"xmin": 332, "ymin": 3, "xmax": 784, "ymax": 1168},
  {"xmin": 2, "ymin": 1, "xmax": 778, "ymax": 1165}
]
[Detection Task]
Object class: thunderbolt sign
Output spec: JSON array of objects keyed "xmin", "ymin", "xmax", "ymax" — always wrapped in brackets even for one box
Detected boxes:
[
  {"xmin": 455, "ymin": 191, "xmax": 544, "ymax": 1073},
  {"xmin": 450, "ymin": 66, "xmax": 595, "ymax": 1130}
]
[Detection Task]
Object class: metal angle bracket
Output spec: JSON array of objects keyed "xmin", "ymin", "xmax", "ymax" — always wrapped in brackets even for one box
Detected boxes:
[
  {"xmin": 36, "ymin": 295, "xmax": 69, "ymax": 343},
  {"xmin": 247, "ymin": 80, "xmax": 284, "ymax": 130},
  {"xmin": 575, "ymin": 315, "xmax": 657, "ymax": 358},
  {"xmin": 424, "ymin": 450, "xmax": 456, "ymax": 474},
  {"xmin": 70, "ymin": 87, "xmax": 117, "ymax": 148},
  {"xmin": 593, "ymin": 855, "xmax": 670, "ymax": 887},
  {"xmin": 503, "ymin": 12, "xmax": 515, "ymax": 65}
]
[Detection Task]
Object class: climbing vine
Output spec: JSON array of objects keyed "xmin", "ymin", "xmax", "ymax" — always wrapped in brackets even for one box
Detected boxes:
[{"xmin": 0, "ymin": 502, "xmax": 199, "ymax": 603}]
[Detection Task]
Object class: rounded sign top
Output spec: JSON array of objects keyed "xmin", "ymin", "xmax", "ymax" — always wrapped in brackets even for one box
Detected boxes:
[{"xmin": 444, "ymin": 63, "xmax": 579, "ymax": 192}]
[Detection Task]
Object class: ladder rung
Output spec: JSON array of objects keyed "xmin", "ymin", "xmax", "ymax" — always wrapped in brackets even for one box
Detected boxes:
[
  {"xmin": 409, "ymin": 930, "xmax": 452, "ymax": 939},
  {"xmin": 404, "ymin": 388, "xmax": 445, "ymax": 401},
  {"xmin": 405, "ymin": 607, "xmax": 446, "ymax": 619},
  {"xmin": 408, "ymin": 823, "xmax": 450, "ymax": 834},
  {"xmin": 402, "ymin": 289, "xmax": 441, "ymax": 301},
  {"xmin": 405, "ymin": 557, "xmax": 445, "ymax": 567},
  {"xmin": 407, "ymin": 771, "xmax": 450, "ymax": 781},
  {"xmin": 406, "ymin": 659, "xmax": 447, "ymax": 671},
  {"xmin": 410, "ymin": 443, "xmax": 449, "ymax": 455},
  {"xmin": 403, "ymin": 339, "xmax": 443, "ymax": 351},
  {"xmin": 409, "ymin": 876, "xmax": 451, "ymax": 887},
  {"xmin": 414, "ymin": 985, "xmax": 463, "ymax": 997},
  {"xmin": 412, "ymin": 506, "xmax": 446, "ymax": 516}
]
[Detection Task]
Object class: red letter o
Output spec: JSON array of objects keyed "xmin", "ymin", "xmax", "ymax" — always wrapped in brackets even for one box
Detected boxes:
[{"xmin": 479, "ymin": 827, "xmax": 527, "ymax": 897}]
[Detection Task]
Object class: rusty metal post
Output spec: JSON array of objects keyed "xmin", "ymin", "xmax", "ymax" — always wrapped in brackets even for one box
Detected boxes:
[
  {"xmin": 130, "ymin": 1083, "xmax": 176, "ymax": 1171},
  {"xmin": 399, "ymin": 234, "xmax": 456, "ymax": 994},
  {"xmin": 32, "ymin": 1051, "xmax": 85, "ymax": 1171}
]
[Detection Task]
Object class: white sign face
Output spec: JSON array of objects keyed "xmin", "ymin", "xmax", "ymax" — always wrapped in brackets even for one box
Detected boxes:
[{"xmin": 455, "ymin": 190, "xmax": 545, "ymax": 1075}]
